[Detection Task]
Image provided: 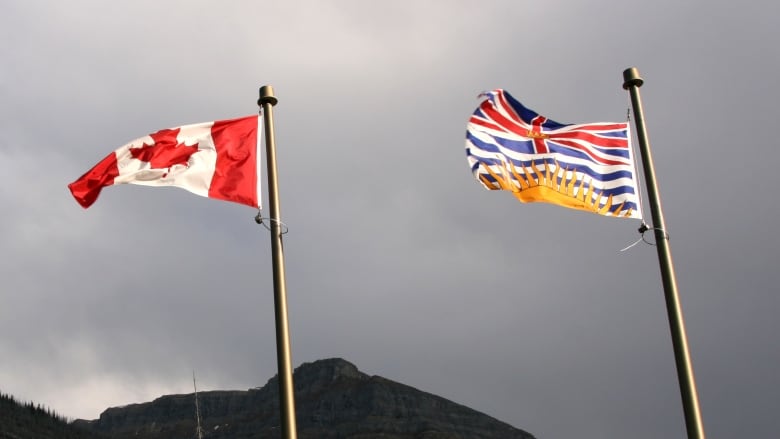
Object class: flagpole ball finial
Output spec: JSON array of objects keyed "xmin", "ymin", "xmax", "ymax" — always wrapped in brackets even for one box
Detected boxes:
[
  {"xmin": 622, "ymin": 67, "xmax": 644, "ymax": 89},
  {"xmin": 258, "ymin": 85, "xmax": 278, "ymax": 106}
]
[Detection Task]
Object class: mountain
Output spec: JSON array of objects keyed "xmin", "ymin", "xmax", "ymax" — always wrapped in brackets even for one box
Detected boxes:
[
  {"xmin": 0, "ymin": 391, "xmax": 106, "ymax": 439},
  {"xmin": 74, "ymin": 358, "xmax": 535, "ymax": 439}
]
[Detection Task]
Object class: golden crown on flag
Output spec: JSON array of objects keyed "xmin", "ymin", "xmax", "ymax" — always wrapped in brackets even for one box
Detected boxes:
[
  {"xmin": 478, "ymin": 159, "xmax": 634, "ymax": 218},
  {"xmin": 524, "ymin": 130, "xmax": 550, "ymax": 139}
]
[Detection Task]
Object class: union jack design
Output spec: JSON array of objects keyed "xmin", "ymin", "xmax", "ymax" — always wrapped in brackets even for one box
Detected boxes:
[{"xmin": 466, "ymin": 89, "xmax": 642, "ymax": 219}]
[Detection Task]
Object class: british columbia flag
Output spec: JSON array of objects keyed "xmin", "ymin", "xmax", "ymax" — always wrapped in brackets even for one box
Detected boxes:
[{"xmin": 466, "ymin": 89, "xmax": 642, "ymax": 219}]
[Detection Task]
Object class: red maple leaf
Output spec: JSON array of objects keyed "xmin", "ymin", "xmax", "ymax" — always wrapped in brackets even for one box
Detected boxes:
[{"xmin": 130, "ymin": 128, "xmax": 199, "ymax": 169}]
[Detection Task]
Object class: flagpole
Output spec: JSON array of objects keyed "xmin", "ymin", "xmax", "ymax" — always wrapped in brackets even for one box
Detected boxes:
[
  {"xmin": 622, "ymin": 67, "xmax": 705, "ymax": 439},
  {"xmin": 258, "ymin": 85, "xmax": 298, "ymax": 439}
]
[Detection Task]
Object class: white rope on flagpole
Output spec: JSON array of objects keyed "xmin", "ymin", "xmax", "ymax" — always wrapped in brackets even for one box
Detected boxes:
[
  {"xmin": 255, "ymin": 209, "xmax": 289, "ymax": 234},
  {"xmin": 621, "ymin": 223, "xmax": 670, "ymax": 252}
]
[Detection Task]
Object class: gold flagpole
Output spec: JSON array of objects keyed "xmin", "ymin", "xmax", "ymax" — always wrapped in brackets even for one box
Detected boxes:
[
  {"xmin": 258, "ymin": 85, "xmax": 298, "ymax": 439},
  {"xmin": 622, "ymin": 67, "xmax": 706, "ymax": 439}
]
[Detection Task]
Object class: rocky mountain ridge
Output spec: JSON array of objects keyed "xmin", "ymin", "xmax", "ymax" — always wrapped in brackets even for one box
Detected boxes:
[{"xmin": 74, "ymin": 358, "xmax": 535, "ymax": 438}]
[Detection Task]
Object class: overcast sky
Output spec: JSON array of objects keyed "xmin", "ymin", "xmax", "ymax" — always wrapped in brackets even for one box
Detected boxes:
[{"xmin": 2, "ymin": 1, "xmax": 778, "ymax": 438}]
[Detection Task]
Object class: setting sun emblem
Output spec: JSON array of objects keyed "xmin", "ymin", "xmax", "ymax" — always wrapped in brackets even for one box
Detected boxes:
[{"xmin": 478, "ymin": 159, "xmax": 634, "ymax": 218}]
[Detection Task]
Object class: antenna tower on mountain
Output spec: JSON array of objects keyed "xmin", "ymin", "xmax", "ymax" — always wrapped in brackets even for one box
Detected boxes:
[{"xmin": 193, "ymin": 370, "xmax": 204, "ymax": 439}]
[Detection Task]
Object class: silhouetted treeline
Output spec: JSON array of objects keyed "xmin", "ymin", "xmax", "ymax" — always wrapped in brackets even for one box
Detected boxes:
[{"xmin": 0, "ymin": 390, "xmax": 106, "ymax": 439}]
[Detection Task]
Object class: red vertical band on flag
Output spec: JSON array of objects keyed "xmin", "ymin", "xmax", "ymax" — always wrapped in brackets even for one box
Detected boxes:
[
  {"xmin": 530, "ymin": 116, "xmax": 549, "ymax": 154},
  {"xmin": 208, "ymin": 116, "xmax": 259, "ymax": 207},
  {"xmin": 68, "ymin": 152, "xmax": 120, "ymax": 208}
]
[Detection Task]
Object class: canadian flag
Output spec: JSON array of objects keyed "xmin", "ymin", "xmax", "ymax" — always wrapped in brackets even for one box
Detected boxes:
[{"xmin": 69, "ymin": 115, "xmax": 261, "ymax": 209}]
